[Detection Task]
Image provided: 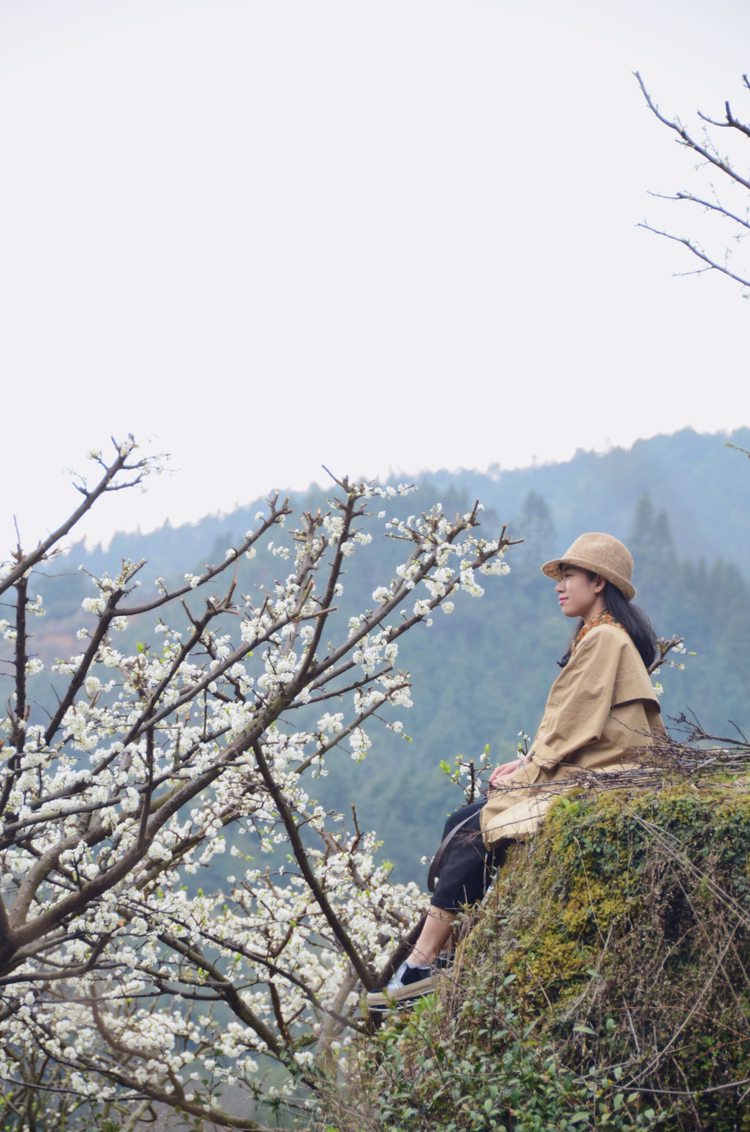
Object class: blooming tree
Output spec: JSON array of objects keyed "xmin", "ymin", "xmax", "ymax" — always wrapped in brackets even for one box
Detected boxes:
[{"xmin": 0, "ymin": 438, "xmax": 516, "ymax": 1130}]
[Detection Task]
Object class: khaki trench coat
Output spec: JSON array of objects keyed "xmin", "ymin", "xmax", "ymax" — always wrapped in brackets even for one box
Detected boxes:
[{"xmin": 480, "ymin": 623, "xmax": 665, "ymax": 848}]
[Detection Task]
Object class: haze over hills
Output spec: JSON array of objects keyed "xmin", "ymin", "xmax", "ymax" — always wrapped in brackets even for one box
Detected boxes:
[{"xmin": 77, "ymin": 426, "xmax": 750, "ymax": 578}]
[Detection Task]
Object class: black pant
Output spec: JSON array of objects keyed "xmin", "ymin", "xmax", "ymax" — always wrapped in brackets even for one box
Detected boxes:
[{"xmin": 431, "ymin": 799, "xmax": 504, "ymax": 912}]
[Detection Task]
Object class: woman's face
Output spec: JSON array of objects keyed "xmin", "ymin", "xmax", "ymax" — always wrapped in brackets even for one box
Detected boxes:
[{"xmin": 555, "ymin": 565, "xmax": 606, "ymax": 621}]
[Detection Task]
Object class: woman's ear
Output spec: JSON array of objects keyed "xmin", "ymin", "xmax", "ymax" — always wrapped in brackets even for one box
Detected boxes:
[{"xmin": 593, "ymin": 574, "xmax": 606, "ymax": 594}]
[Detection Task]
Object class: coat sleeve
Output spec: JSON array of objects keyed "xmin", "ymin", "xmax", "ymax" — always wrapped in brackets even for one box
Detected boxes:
[{"xmin": 529, "ymin": 627, "xmax": 625, "ymax": 771}]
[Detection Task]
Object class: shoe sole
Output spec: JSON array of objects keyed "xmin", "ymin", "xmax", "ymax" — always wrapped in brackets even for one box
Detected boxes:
[{"xmin": 366, "ymin": 973, "xmax": 439, "ymax": 1012}]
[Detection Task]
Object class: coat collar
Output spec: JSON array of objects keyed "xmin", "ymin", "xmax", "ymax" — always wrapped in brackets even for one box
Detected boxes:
[{"xmin": 570, "ymin": 611, "xmax": 626, "ymax": 654}]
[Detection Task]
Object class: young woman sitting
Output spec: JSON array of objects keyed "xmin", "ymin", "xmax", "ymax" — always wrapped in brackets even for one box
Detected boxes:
[{"xmin": 367, "ymin": 532, "xmax": 665, "ymax": 1011}]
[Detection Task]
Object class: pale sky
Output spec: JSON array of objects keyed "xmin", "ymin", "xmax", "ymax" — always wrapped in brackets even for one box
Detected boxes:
[{"xmin": 2, "ymin": 0, "xmax": 749, "ymax": 548}]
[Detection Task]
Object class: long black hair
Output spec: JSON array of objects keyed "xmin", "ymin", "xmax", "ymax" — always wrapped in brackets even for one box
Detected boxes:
[{"xmin": 558, "ymin": 576, "xmax": 657, "ymax": 671}]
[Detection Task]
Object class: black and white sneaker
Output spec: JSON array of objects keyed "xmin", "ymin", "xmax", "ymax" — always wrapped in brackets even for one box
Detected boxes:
[{"xmin": 366, "ymin": 960, "xmax": 440, "ymax": 1012}]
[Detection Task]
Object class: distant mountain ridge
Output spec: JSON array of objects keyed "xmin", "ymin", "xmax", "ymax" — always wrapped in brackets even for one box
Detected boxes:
[
  {"xmin": 425, "ymin": 426, "xmax": 750, "ymax": 570},
  {"xmin": 77, "ymin": 426, "xmax": 750, "ymax": 579}
]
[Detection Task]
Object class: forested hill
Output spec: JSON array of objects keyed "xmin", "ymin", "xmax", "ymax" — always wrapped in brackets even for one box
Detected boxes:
[
  {"xmin": 77, "ymin": 425, "xmax": 750, "ymax": 581},
  {"xmin": 427, "ymin": 425, "xmax": 750, "ymax": 572},
  {"xmin": 41, "ymin": 426, "xmax": 750, "ymax": 881}
]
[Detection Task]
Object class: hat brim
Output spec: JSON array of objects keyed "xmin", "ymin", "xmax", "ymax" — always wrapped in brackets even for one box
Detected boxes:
[{"xmin": 541, "ymin": 556, "xmax": 636, "ymax": 602}]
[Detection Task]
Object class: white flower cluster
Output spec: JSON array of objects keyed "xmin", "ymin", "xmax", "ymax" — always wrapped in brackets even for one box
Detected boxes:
[{"xmin": 82, "ymin": 596, "xmax": 106, "ymax": 614}]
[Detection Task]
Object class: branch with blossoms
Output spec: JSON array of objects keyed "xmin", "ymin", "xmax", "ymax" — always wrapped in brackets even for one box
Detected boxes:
[
  {"xmin": 0, "ymin": 439, "xmax": 520, "ymax": 1130},
  {"xmin": 648, "ymin": 634, "xmax": 686, "ymax": 676},
  {"xmin": 0, "ymin": 436, "xmax": 167, "ymax": 598}
]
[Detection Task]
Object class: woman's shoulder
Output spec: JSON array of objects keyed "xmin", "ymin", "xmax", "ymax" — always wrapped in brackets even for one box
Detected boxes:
[
  {"xmin": 565, "ymin": 620, "xmax": 648, "ymax": 677},
  {"xmin": 571, "ymin": 621, "xmax": 655, "ymax": 689},
  {"xmin": 571, "ymin": 620, "xmax": 631, "ymax": 658}
]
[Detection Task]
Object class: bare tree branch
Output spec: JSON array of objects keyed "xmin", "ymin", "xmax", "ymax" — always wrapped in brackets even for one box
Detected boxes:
[{"xmin": 635, "ymin": 71, "xmax": 750, "ymax": 291}]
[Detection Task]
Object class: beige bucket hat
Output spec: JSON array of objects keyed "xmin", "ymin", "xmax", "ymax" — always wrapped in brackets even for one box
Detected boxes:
[{"xmin": 541, "ymin": 532, "xmax": 636, "ymax": 601}]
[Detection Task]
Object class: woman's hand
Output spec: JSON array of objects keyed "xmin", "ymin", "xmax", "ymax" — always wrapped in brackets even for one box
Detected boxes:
[{"xmin": 489, "ymin": 760, "xmax": 521, "ymax": 790}]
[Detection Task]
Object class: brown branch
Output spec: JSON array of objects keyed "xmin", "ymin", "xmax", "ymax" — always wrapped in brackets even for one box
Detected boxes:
[
  {"xmin": 119, "ymin": 600, "xmax": 220, "ymax": 749},
  {"xmin": 635, "ymin": 71, "xmax": 750, "ymax": 193},
  {"xmin": 142, "ymin": 913, "xmax": 369, "ymax": 1038},
  {"xmin": 648, "ymin": 634, "xmax": 684, "ymax": 675},
  {"xmin": 304, "ymin": 525, "xmax": 513, "ymax": 695},
  {"xmin": 292, "ymin": 495, "xmax": 359, "ymax": 687},
  {"xmin": 252, "ymin": 739, "xmax": 374, "ymax": 990},
  {"xmin": 635, "ymin": 71, "xmax": 750, "ymax": 290},
  {"xmin": 268, "ymin": 981, "xmax": 294, "ymax": 1047},
  {"xmin": 6, "ymin": 694, "xmax": 283, "ymax": 954},
  {"xmin": 0, "ymin": 935, "xmax": 112, "ymax": 986},
  {"xmin": 154, "ymin": 930, "xmax": 288, "ymax": 1061},
  {"xmin": 636, "ymin": 222, "xmax": 750, "ymax": 289},
  {"xmin": 71, "ymin": 1028, "xmax": 267, "ymax": 1132},
  {"xmin": 0, "ymin": 441, "xmax": 150, "ymax": 599},
  {"xmin": 295, "ymin": 683, "xmax": 411, "ymax": 772},
  {"xmin": 115, "ymin": 604, "xmax": 313, "ymax": 747},
  {"xmin": 137, "ymin": 727, "xmax": 155, "ymax": 851},
  {"xmin": 13, "ymin": 575, "xmax": 28, "ymax": 744},
  {"xmin": 2, "ymin": 722, "xmax": 234, "ymax": 835},
  {"xmin": 0, "ymin": 580, "xmax": 30, "ymax": 821},
  {"xmin": 118, "ymin": 494, "xmax": 292, "ymax": 617},
  {"xmin": 697, "ymin": 99, "xmax": 750, "ymax": 139},
  {"xmin": 646, "ymin": 189, "xmax": 750, "ymax": 233},
  {"xmin": 44, "ymin": 574, "xmax": 140, "ymax": 747}
]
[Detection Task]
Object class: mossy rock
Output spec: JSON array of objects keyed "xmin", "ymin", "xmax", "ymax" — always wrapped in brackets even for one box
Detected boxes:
[{"xmin": 322, "ymin": 779, "xmax": 750, "ymax": 1132}]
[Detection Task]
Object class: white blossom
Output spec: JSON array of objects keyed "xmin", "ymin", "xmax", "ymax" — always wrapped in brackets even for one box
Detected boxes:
[{"xmin": 82, "ymin": 596, "xmax": 106, "ymax": 614}]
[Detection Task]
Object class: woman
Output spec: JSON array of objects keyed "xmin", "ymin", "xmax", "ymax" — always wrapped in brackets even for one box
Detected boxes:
[{"xmin": 367, "ymin": 532, "xmax": 665, "ymax": 1011}]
